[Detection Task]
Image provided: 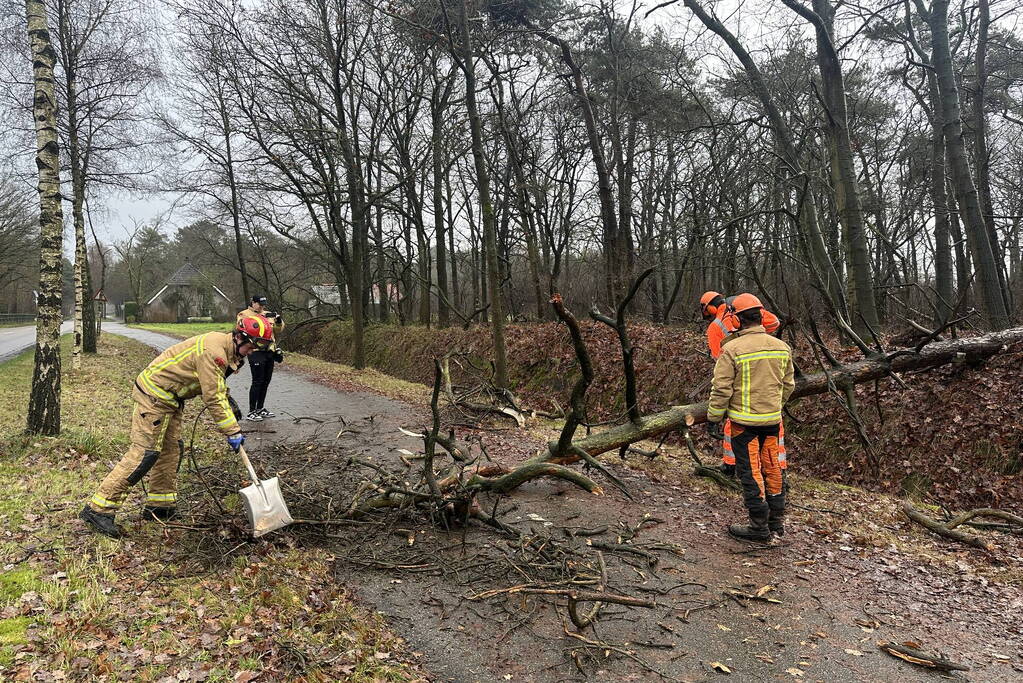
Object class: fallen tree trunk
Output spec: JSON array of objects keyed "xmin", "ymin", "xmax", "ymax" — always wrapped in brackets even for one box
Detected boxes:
[{"xmin": 542, "ymin": 327, "xmax": 1023, "ymax": 462}]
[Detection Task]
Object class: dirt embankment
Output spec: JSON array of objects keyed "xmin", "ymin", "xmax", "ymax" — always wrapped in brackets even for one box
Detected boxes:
[{"xmin": 286, "ymin": 320, "xmax": 1023, "ymax": 509}]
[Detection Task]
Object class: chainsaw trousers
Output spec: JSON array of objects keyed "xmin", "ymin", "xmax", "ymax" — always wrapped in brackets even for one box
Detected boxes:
[
  {"xmin": 723, "ymin": 417, "xmax": 787, "ymax": 469},
  {"xmin": 248, "ymin": 351, "xmax": 275, "ymax": 412},
  {"xmin": 90, "ymin": 386, "xmax": 183, "ymax": 514},
  {"xmin": 731, "ymin": 422, "xmax": 786, "ymax": 519}
]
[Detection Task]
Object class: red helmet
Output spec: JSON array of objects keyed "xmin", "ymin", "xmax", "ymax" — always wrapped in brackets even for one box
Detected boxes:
[
  {"xmin": 236, "ymin": 314, "xmax": 273, "ymax": 349},
  {"xmin": 729, "ymin": 293, "xmax": 763, "ymax": 314}
]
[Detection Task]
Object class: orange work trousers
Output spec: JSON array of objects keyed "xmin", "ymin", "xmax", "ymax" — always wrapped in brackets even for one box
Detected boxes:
[
  {"xmin": 730, "ymin": 422, "xmax": 785, "ymax": 518},
  {"xmin": 722, "ymin": 418, "xmax": 787, "ymax": 469}
]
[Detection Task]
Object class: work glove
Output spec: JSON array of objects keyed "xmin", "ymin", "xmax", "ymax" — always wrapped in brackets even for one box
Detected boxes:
[
  {"xmin": 272, "ymin": 350, "xmax": 285, "ymax": 364},
  {"xmin": 706, "ymin": 421, "xmax": 725, "ymax": 441},
  {"xmin": 228, "ymin": 394, "xmax": 242, "ymax": 421},
  {"xmin": 274, "ymin": 314, "xmax": 283, "ymax": 325},
  {"xmin": 227, "ymin": 433, "xmax": 245, "ymax": 453}
]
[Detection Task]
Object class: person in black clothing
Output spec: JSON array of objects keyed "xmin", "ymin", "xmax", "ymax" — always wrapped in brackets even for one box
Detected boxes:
[{"xmin": 236, "ymin": 295, "xmax": 285, "ymax": 421}]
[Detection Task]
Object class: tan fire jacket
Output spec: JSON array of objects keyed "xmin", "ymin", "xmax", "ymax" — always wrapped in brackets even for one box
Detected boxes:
[
  {"xmin": 707, "ymin": 325, "xmax": 795, "ymax": 426},
  {"xmin": 236, "ymin": 307, "xmax": 284, "ymax": 351},
  {"xmin": 136, "ymin": 332, "xmax": 244, "ymax": 435}
]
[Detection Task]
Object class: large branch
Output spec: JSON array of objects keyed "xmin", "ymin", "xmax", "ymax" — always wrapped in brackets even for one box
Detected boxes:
[{"xmin": 541, "ymin": 327, "xmax": 1023, "ymax": 461}]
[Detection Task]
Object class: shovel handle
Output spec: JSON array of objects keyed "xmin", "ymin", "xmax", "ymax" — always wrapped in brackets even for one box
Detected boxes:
[{"xmin": 237, "ymin": 444, "xmax": 262, "ymax": 489}]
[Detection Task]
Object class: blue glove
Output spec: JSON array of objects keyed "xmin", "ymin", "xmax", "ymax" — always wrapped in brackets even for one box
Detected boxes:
[{"xmin": 227, "ymin": 433, "xmax": 245, "ymax": 453}]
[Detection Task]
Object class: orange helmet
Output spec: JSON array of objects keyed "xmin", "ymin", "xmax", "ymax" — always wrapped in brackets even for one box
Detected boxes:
[
  {"xmin": 699, "ymin": 291, "xmax": 723, "ymax": 319},
  {"xmin": 729, "ymin": 293, "xmax": 763, "ymax": 314},
  {"xmin": 236, "ymin": 314, "xmax": 273, "ymax": 349},
  {"xmin": 699, "ymin": 291, "xmax": 721, "ymax": 306}
]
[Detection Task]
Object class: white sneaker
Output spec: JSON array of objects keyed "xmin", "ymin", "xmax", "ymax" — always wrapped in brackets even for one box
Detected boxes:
[
  {"xmin": 258, "ymin": 408, "xmax": 276, "ymax": 418},
  {"xmin": 245, "ymin": 411, "xmax": 263, "ymax": 422}
]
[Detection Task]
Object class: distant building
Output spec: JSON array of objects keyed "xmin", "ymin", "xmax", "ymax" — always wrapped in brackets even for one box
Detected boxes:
[
  {"xmin": 308, "ymin": 282, "xmax": 400, "ymax": 317},
  {"xmin": 144, "ymin": 261, "xmax": 234, "ymax": 322}
]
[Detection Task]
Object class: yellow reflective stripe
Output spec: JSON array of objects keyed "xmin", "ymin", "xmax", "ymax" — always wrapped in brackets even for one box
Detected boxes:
[
  {"xmin": 214, "ymin": 372, "xmax": 236, "ymax": 428},
  {"xmin": 139, "ymin": 373, "xmax": 177, "ymax": 405},
  {"xmin": 140, "ymin": 339, "xmax": 205, "ymax": 402},
  {"xmin": 729, "ymin": 409, "xmax": 782, "ymax": 423},
  {"xmin": 742, "ymin": 361, "xmax": 750, "ymax": 413},
  {"xmin": 147, "ymin": 492, "xmax": 177, "ymax": 502},
  {"xmin": 707, "ymin": 407, "xmax": 726, "ymax": 418},
  {"xmin": 91, "ymin": 494, "xmax": 121, "ymax": 509},
  {"xmin": 736, "ymin": 351, "xmax": 790, "ymax": 362}
]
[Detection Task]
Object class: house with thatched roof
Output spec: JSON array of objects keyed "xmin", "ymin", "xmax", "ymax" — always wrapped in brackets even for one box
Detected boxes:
[{"xmin": 144, "ymin": 260, "xmax": 234, "ymax": 322}]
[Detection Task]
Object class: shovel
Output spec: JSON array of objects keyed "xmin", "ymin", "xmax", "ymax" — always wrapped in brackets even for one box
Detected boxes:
[{"xmin": 237, "ymin": 445, "xmax": 294, "ymax": 537}]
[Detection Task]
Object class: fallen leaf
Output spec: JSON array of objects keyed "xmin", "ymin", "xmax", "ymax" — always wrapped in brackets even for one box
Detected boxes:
[
  {"xmin": 710, "ymin": 661, "xmax": 732, "ymax": 674},
  {"xmin": 844, "ymin": 649, "xmax": 863, "ymax": 656},
  {"xmin": 755, "ymin": 585, "xmax": 775, "ymax": 597},
  {"xmin": 786, "ymin": 667, "xmax": 805, "ymax": 677},
  {"xmin": 717, "ymin": 624, "xmax": 732, "ymax": 632}
]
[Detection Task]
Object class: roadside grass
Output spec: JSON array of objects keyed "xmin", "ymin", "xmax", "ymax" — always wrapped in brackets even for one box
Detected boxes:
[
  {"xmin": 0, "ymin": 335, "xmax": 423, "ymax": 681},
  {"xmin": 130, "ymin": 322, "xmax": 230, "ymax": 338},
  {"xmin": 284, "ymin": 353, "xmax": 432, "ymax": 404}
]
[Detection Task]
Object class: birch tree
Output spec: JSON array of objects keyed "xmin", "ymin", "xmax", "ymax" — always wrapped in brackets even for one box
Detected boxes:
[{"xmin": 25, "ymin": 0, "xmax": 64, "ymax": 436}]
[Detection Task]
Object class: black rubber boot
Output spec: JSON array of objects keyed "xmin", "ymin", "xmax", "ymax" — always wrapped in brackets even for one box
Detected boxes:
[
  {"xmin": 80, "ymin": 505, "xmax": 122, "ymax": 539},
  {"xmin": 718, "ymin": 463, "xmax": 736, "ymax": 478},
  {"xmin": 141, "ymin": 506, "xmax": 179, "ymax": 522},
  {"xmin": 728, "ymin": 513, "xmax": 771, "ymax": 542},
  {"xmin": 767, "ymin": 493, "xmax": 785, "ymax": 537}
]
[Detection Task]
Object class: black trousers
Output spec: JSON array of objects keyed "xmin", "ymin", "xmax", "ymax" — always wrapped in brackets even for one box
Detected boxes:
[{"xmin": 248, "ymin": 350, "xmax": 275, "ymax": 412}]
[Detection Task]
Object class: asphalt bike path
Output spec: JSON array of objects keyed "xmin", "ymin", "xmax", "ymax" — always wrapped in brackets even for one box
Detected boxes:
[{"xmin": 0, "ymin": 321, "xmax": 73, "ymax": 364}]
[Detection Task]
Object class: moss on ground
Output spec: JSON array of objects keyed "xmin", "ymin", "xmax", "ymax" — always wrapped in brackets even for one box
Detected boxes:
[{"xmin": 0, "ymin": 335, "xmax": 424, "ymax": 681}]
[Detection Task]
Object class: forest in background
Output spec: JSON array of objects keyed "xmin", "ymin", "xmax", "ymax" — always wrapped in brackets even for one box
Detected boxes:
[{"xmin": 2, "ymin": 0, "xmax": 1022, "ymax": 362}]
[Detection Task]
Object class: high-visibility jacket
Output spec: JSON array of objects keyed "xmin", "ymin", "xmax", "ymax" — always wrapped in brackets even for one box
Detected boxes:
[
  {"xmin": 707, "ymin": 305, "xmax": 780, "ymax": 359},
  {"xmin": 707, "ymin": 325, "xmax": 794, "ymax": 427},
  {"xmin": 136, "ymin": 332, "xmax": 244, "ymax": 436},
  {"xmin": 237, "ymin": 307, "xmax": 284, "ymax": 351}
]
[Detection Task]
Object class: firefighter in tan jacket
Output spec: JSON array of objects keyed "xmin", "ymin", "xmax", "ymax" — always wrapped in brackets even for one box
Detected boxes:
[
  {"xmin": 706, "ymin": 294, "xmax": 795, "ymax": 542},
  {"xmin": 80, "ymin": 315, "xmax": 275, "ymax": 538}
]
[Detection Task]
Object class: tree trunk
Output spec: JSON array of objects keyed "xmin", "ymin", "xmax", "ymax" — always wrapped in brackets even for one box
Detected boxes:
[
  {"xmin": 25, "ymin": 0, "xmax": 64, "ymax": 436},
  {"xmin": 929, "ymin": 79, "xmax": 955, "ymax": 324},
  {"xmin": 432, "ymin": 81, "xmax": 450, "ymax": 327},
  {"xmin": 531, "ymin": 26, "xmax": 620, "ymax": 307},
  {"xmin": 548, "ymin": 326, "xmax": 1023, "ymax": 461},
  {"xmin": 221, "ymin": 103, "xmax": 250, "ymax": 305},
  {"xmin": 458, "ymin": 2, "xmax": 507, "ymax": 387},
  {"xmin": 923, "ymin": 0, "xmax": 1009, "ymax": 329},
  {"xmin": 683, "ymin": 0, "xmax": 846, "ymax": 320},
  {"xmin": 971, "ymin": 0, "xmax": 1009, "ymax": 315},
  {"xmin": 787, "ymin": 0, "xmax": 881, "ymax": 336}
]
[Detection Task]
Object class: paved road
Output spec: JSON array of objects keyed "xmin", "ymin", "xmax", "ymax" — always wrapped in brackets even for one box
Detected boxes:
[{"xmin": 0, "ymin": 321, "xmax": 74, "ymax": 364}]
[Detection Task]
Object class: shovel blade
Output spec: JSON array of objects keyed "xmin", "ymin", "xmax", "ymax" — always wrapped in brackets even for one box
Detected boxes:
[{"xmin": 239, "ymin": 476, "xmax": 294, "ymax": 537}]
